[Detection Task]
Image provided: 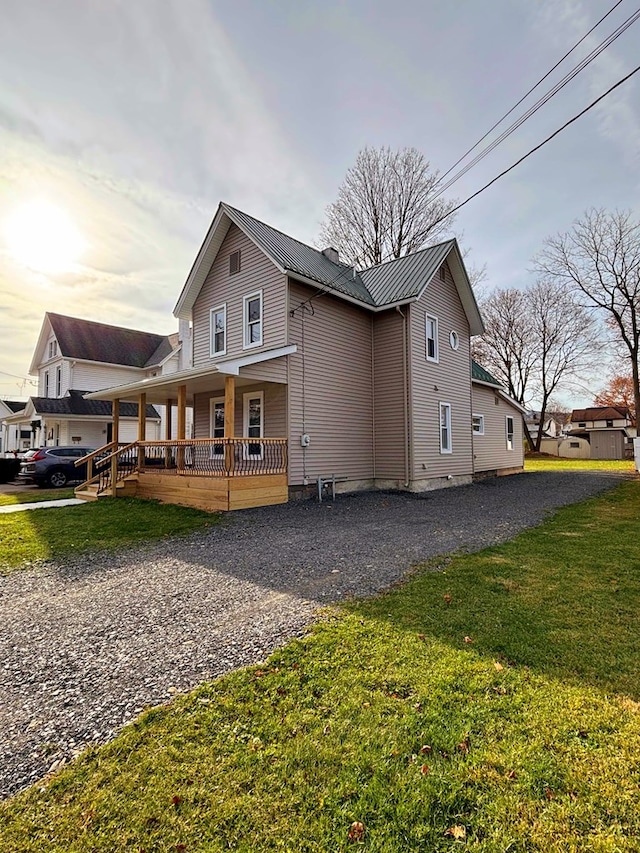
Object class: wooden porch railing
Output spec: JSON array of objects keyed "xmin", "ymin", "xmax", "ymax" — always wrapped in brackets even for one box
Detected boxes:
[{"xmin": 76, "ymin": 438, "xmax": 288, "ymax": 496}]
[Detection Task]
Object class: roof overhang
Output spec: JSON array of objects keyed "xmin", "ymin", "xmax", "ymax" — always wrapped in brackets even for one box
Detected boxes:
[
  {"xmin": 85, "ymin": 345, "xmax": 296, "ymax": 404},
  {"xmin": 472, "ymin": 379, "xmax": 527, "ymax": 414}
]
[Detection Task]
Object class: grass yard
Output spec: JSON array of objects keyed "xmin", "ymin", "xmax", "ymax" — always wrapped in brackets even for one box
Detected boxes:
[
  {"xmin": 0, "ymin": 487, "xmax": 76, "ymax": 506},
  {"xmin": 525, "ymin": 456, "xmax": 634, "ymax": 472},
  {"xmin": 2, "ymin": 480, "xmax": 640, "ymax": 851},
  {"xmin": 0, "ymin": 497, "xmax": 219, "ymax": 573}
]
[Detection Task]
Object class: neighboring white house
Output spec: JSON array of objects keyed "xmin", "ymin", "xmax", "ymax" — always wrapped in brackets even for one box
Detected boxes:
[
  {"xmin": 0, "ymin": 399, "xmax": 31, "ymax": 455},
  {"xmin": 1, "ymin": 313, "xmax": 193, "ymax": 451}
]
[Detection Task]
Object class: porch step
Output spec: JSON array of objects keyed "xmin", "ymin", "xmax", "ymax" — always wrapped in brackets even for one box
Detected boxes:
[{"xmin": 75, "ymin": 474, "xmax": 139, "ymax": 502}]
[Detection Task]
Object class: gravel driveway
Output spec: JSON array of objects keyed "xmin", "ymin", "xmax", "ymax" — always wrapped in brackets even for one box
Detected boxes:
[{"xmin": 0, "ymin": 469, "xmax": 630, "ymax": 798}]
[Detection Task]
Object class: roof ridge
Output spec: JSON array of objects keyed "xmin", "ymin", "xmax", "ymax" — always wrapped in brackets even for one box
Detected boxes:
[
  {"xmin": 47, "ymin": 312, "xmax": 169, "ymax": 340},
  {"xmin": 361, "ymin": 239, "xmax": 456, "ymax": 274},
  {"xmin": 221, "ymin": 202, "xmax": 355, "ymax": 272}
]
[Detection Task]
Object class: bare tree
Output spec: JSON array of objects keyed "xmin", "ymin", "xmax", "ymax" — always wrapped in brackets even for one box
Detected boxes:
[
  {"xmin": 534, "ymin": 208, "xmax": 640, "ymax": 426},
  {"xmin": 528, "ymin": 280, "xmax": 597, "ymax": 450},
  {"xmin": 472, "ymin": 283, "xmax": 596, "ymax": 451},
  {"xmin": 319, "ymin": 146, "xmax": 458, "ymax": 267}
]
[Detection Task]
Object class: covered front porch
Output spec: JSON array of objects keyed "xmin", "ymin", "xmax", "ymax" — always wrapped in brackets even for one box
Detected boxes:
[{"xmin": 78, "ymin": 361, "xmax": 289, "ymax": 511}]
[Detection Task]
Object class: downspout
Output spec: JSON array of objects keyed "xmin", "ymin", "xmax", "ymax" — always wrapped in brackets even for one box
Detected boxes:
[
  {"xmin": 396, "ymin": 306, "xmax": 410, "ymax": 487},
  {"xmin": 371, "ymin": 315, "xmax": 376, "ymax": 482}
]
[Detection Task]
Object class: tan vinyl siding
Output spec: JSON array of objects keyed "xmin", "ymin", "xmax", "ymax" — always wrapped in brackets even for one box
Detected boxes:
[
  {"xmin": 472, "ymin": 384, "xmax": 524, "ymax": 472},
  {"xmin": 409, "ymin": 263, "xmax": 473, "ymax": 479},
  {"xmin": 194, "ymin": 383, "xmax": 286, "ymax": 439},
  {"xmin": 372, "ymin": 309, "xmax": 407, "ymax": 479},
  {"xmin": 288, "ymin": 280, "xmax": 374, "ymax": 485},
  {"xmin": 192, "ymin": 224, "xmax": 287, "ymax": 367}
]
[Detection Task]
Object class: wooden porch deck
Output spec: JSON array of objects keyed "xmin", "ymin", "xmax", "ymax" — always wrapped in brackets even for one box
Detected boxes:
[{"xmin": 75, "ymin": 438, "xmax": 289, "ymax": 512}]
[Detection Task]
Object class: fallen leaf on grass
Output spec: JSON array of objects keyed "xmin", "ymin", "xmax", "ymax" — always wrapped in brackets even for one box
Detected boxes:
[
  {"xmin": 419, "ymin": 744, "xmax": 432, "ymax": 754},
  {"xmin": 348, "ymin": 821, "xmax": 365, "ymax": 842},
  {"xmin": 443, "ymin": 594, "xmax": 452, "ymax": 604},
  {"xmin": 171, "ymin": 795, "xmax": 183, "ymax": 807},
  {"xmin": 494, "ymin": 661, "xmax": 504, "ymax": 671},
  {"xmin": 463, "ymin": 636, "xmax": 473, "ymax": 644},
  {"xmin": 544, "ymin": 787, "xmax": 555, "ymax": 801},
  {"xmin": 420, "ymin": 764, "xmax": 430, "ymax": 775},
  {"xmin": 445, "ymin": 824, "xmax": 466, "ymax": 840},
  {"xmin": 457, "ymin": 735, "xmax": 471, "ymax": 754}
]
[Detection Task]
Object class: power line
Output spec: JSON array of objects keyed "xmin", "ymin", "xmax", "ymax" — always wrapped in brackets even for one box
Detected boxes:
[
  {"xmin": 431, "ymin": 62, "xmax": 640, "ymax": 228},
  {"xmin": 432, "ymin": 5, "xmax": 640, "ymax": 200},
  {"xmin": 438, "ymin": 0, "xmax": 627, "ymax": 184}
]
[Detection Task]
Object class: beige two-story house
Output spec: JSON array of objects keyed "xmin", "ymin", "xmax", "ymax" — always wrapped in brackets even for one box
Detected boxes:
[{"xmin": 83, "ymin": 202, "xmax": 524, "ymax": 510}]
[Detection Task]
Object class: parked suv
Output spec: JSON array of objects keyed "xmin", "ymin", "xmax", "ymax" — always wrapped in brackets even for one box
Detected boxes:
[{"xmin": 18, "ymin": 446, "xmax": 96, "ymax": 488}]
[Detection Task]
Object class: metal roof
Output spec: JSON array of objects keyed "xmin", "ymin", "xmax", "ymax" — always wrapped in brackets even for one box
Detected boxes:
[
  {"xmin": 360, "ymin": 241, "xmax": 455, "ymax": 304},
  {"xmin": 471, "ymin": 360, "xmax": 502, "ymax": 387},
  {"xmin": 222, "ymin": 204, "xmax": 375, "ymax": 305}
]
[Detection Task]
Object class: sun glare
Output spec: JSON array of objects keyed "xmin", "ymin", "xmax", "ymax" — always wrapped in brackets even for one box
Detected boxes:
[{"xmin": 3, "ymin": 200, "xmax": 86, "ymax": 274}]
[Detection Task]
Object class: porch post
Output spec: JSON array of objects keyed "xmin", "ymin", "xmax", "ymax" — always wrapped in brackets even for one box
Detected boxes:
[
  {"xmin": 111, "ymin": 398, "xmax": 120, "ymax": 497},
  {"xmin": 137, "ymin": 393, "xmax": 146, "ymax": 441},
  {"xmin": 137, "ymin": 393, "xmax": 146, "ymax": 473},
  {"xmin": 224, "ymin": 375, "xmax": 236, "ymax": 474},
  {"xmin": 164, "ymin": 398, "xmax": 172, "ymax": 469},
  {"xmin": 177, "ymin": 385, "xmax": 187, "ymax": 469}
]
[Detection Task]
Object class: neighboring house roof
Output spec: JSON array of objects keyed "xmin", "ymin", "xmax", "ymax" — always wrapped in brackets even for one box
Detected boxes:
[
  {"xmin": 173, "ymin": 202, "xmax": 484, "ymax": 334},
  {"xmin": 30, "ymin": 313, "xmax": 176, "ymax": 374},
  {"xmin": 29, "ymin": 390, "xmax": 160, "ymax": 419},
  {"xmin": 1, "ymin": 399, "xmax": 27, "ymax": 413},
  {"xmin": 571, "ymin": 406, "xmax": 631, "ymax": 422},
  {"xmin": 471, "ymin": 360, "xmax": 502, "ymax": 387}
]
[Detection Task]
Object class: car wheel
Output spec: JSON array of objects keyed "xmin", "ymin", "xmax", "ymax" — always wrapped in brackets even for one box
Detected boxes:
[{"xmin": 47, "ymin": 470, "xmax": 68, "ymax": 488}]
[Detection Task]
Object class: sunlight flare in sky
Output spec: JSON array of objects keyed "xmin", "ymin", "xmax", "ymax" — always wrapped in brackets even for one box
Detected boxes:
[{"xmin": 3, "ymin": 200, "xmax": 86, "ymax": 274}]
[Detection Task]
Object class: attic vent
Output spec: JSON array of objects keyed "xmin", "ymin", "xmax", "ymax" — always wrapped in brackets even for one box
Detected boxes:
[
  {"xmin": 439, "ymin": 265, "xmax": 446, "ymax": 281},
  {"xmin": 229, "ymin": 250, "xmax": 241, "ymax": 275},
  {"xmin": 322, "ymin": 247, "xmax": 339, "ymax": 263}
]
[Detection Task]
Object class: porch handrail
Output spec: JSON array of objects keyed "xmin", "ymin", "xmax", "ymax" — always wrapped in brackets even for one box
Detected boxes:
[
  {"xmin": 138, "ymin": 437, "xmax": 288, "ymax": 477},
  {"xmin": 76, "ymin": 441, "xmax": 138, "ymax": 495}
]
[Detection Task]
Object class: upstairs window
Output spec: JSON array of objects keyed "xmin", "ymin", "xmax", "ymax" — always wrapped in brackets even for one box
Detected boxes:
[
  {"xmin": 48, "ymin": 340, "xmax": 57, "ymax": 359},
  {"xmin": 426, "ymin": 314, "xmax": 439, "ymax": 362},
  {"xmin": 578, "ymin": 421, "xmax": 586, "ymax": 428},
  {"xmin": 44, "ymin": 370, "xmax": 50, "ymax": 397},
  {"xmin": 506, "ymin": 416, "xmax": 515, "ymax": 451},
  {"xmin": 439, "ymin": 402, "xmax": 452, "ymax": 454},
  {"xmin": 229, "ymin": 250, "xmax": 241, "ymax": 275},
  {"xmin": 210, "ymin": 304, "xmax": 227, "ymax": 357},
  {"xmin": 243, "ymin": 290, "xmax": 263, "ymax": 348},
  {"xmin": 55, "ymin": 365, "xmax": 62, "ymax": 397},
  {"xmin": 606, "ymin": 419, "xmax": 613, "ymax": 427}
]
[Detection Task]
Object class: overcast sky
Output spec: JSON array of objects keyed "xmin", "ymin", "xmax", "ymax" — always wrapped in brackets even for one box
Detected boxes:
[{"xmin": 0, "ymin": 0, "xmax": 638, "ymax": 402}]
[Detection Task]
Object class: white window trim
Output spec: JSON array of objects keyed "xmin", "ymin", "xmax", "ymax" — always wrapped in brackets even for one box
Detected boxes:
[
  {"xmin": 439, "ymin": 401, "xmax": 452, "ymax": 454},
  {"xmin": 506, "ymin": 415, "xmax": 515, "ymax": 451},
  {"xmin": 44, "ymin": 370, "xmax": 49, "ymax": 397},
  {"xmin": 55, "ymin": 365, "xmax": 62, "ymax": 397},
  {"xmin": 210, "ymin": 303, "xmax": 227, "ymax": 357},
  {"xmin": 209, "ymin": 396, "xmax": 225, "ymax": 458},
  {"xmin": 426, "ymin": 314, "xmax": 439, "ymax": 363},
  {"xmin": 472, "ymin": 413, "xmax": 484, "ymax": 435},
  {"xmin": 243, "ymin": 290, "xmax": 263, "ymax": 350},
  {"xmin": 243, "ymin": 390, "xmax": 264, "ymax": 459}
]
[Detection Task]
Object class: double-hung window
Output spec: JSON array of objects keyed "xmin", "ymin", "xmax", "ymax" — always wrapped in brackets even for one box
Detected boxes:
[
  {"xmin": 426, "ymin": 315, "xmax": 439, "ymax": 362},
  {"xmin": 472, "ymin": 413, "xmax": 484, "ymax": 435},
  {"xmin": 439, "ymin": 402, "xmax": 452, "ymax": 454},
  {"xmin": 243, "ymin": 391, "xmax": 263, "ymax": 459},
  {"xmin": 506, "ymin": 416, "xmax": 514, "ymax": 451},
  {"xmin": 210, "ymin": 304, "xmax": 226, "ymax": 357},
  {"xmin": 243, "ymin": 291, "xmax": 263, "ymax": 349},
  {"xmin": 44, "ymin": 370, "xmax": 50, "ymax": 397}
]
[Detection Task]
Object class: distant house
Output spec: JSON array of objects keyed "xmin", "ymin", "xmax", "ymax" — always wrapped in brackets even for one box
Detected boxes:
[
  {"xmin": 525, "ymin": 410, "xmax": 569, "ymax": 442},
  {"xmin": 567, "ymin": 406, "xmax": 634, "ymax": 460},
  {"xmin": 0, "ymin": 399, "xmax": 30, "ymax": 455},
  {"xmin": 82, "ymin": 201, "xmax": 525, "ymax": 510},
  {"xmin": 1, "ymin": 313, "xmax": 193, "ymax": 451}
]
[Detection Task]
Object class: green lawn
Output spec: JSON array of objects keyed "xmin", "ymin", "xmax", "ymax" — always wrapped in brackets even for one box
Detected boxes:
[
  {"xmin": 0, "ymin": 497, "xmax": 219, "ymax": 573},
  {"xmin": 525, "ymin": 456, "xmax": 634, "ymax": 472},
  {"xmin": 2, "ymin": 480, "xmax": 640, "ymax": 851},
  {"xmin": 0, "ymin": 488, "xmax": 76, "ymax": 506}
]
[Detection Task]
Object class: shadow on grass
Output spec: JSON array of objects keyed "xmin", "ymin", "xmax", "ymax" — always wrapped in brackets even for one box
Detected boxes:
[{"xmin": 349, "ymin": 479, "xmax": 640, "ymax": 701}]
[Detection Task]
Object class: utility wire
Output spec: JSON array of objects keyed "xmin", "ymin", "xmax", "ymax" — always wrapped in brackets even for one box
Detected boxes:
[
  {"xmin": 430, "ymin": 63, "xmax": 640, "ymax": 229},
  {"xmin": 433, "ymin": 6, "xmax": 640, "ymax": 199},
  {"xmin": 438, "ymin": 0, "xmax": 627, "ymax": 183}
]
